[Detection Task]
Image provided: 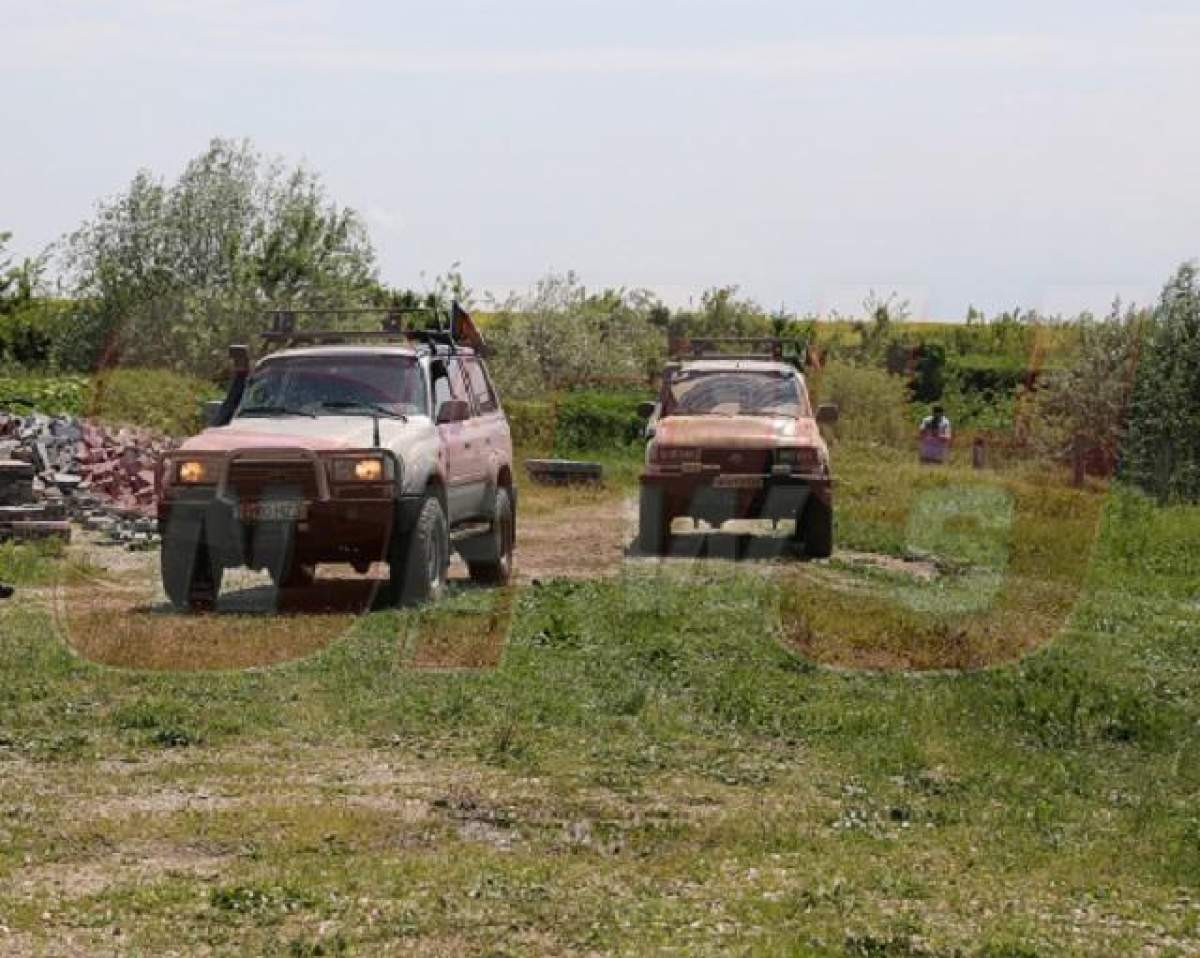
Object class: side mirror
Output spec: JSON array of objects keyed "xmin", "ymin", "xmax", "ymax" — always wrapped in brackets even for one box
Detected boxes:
[
  {"xmin": 816, "ymin": 403, "xmax": 840, "ymax": 426},
  {"xmin": 203, "ymin": 400, "xmax": 225, "ymax": 427},
  {"xmin": 636, "ymin": 400, "xmax": 656, "ymax": 419},
  {"xmin": 437, "ymin": 398, "xmax": 471, "ymax": 425}
]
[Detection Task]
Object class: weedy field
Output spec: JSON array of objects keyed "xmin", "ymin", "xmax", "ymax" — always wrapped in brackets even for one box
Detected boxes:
[{"xmin": 0, "ymin": 448, "xmax": 1197, "ymax": 956}]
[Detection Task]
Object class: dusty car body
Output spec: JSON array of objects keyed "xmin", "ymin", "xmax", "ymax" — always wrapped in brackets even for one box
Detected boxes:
[
  {"xmin": 637, "ymin": 340, "xmax": 836, "ymax": 557},
  {"xmin": 157, "ymin": 312, "xmax": 515, "ymax": 610}
]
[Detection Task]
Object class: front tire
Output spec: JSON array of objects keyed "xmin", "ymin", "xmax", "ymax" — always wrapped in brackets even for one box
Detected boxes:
[
  {"xmin": 161, "ymin": 516, "xmax": 223, "ymax": 611},
  {"xmin": 389, "ymin": 495, "xmax": 449, "ymax": 606},
  {"xmin": 638, "ymin": 485, "xmax": 672, "ymax": 555},
  {"xmin": 463, "ymin": 487, "xmax": 515, "ymax": 586},
  {"xmin": 797, "ymin": 494, "xmax": 833, "ymax": 559}
]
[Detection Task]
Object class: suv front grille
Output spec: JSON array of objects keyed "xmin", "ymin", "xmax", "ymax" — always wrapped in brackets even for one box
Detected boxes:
[
  {"xmin": 701, "ymin": 449, "xmax": 772, "ymax": 473},
  {"xmin": 227, "ymin": 460, "xmax": 321, "ymax": 499}
]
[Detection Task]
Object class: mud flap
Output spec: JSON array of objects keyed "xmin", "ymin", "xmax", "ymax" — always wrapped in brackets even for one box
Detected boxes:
[
  {"xmin": 160, "ymin": 510, "xmax": 222, "ymax": 609},
  {"xmin": 249, "ymin": 521, "xmax": 301, "ymax": 585}
]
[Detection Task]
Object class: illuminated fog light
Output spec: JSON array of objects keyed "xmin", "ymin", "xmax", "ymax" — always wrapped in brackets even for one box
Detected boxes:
[
  {"xmin": 177, "ymin": 460, "xmax": 211, "ymax": 483},
  {"xmin": 329, "ymin": 457, "xmax": 388, "ymax": 482},
  {"xmin": 354, "ymin": 458, "xmax": 383, "ymax": 481}
]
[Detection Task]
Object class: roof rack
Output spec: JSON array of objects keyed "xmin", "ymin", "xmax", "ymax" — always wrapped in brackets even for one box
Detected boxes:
[
  {"xmin": 259, "ymin": 306, "xmax": 464, "ymax": 353},
  {"xmin": 670, "ymin": 337, "xmax": 788, "ymax": 362}
]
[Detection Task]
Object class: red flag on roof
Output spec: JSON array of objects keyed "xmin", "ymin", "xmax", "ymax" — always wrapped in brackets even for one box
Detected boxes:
[{"xmin": 450, "ymin": 301, "xmax": 487, "ymax": 355}]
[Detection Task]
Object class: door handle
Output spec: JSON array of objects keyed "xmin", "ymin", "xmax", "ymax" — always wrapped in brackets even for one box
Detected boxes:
[{"xmin": 464, "ymin": 442, "xmax": 472, "ymax": 449}]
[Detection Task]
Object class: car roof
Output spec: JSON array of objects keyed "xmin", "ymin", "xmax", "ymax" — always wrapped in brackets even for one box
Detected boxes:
[
  {"xmin": 259, "ymin": 344, "xmax": 477, "ymax": 364},
  {"xmin": 675, "ymin": 359, "xmax": 800, "ymax": 375}
]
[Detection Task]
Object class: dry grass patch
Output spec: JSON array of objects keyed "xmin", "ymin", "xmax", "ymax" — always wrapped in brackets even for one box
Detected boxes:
[{"xmin": 780, "ymin": 458, "xmax": 1107, "ymax": 671}]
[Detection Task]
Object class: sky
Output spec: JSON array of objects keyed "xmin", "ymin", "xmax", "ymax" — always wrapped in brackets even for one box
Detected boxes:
[{"xmin": 3, "ymin": 0, "xmax": 1199, "ymax": 319}]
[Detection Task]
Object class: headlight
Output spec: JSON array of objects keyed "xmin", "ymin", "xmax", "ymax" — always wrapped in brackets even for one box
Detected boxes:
[
  {"xmin": 775, "ymin": 447, "xmax": 821, "ymax": 470},
  {"xmin": 176, "ymin": 460, "xmax": 215, "ymax": 484},
  {"xmin": 651, "ymin": 445, "xmax": 701, "ymax": 464},
  {"xmin": 354, "ymin": 458, "xmax": 383, "ymax": 481},
  {"xmin": 328, "ymin": 456, "xmax": 388, "ymax": 482}
]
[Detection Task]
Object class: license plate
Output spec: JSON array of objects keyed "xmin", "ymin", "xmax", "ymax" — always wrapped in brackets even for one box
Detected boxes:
[
  {"xmin": 712, "ymin": 475, "xmax": 762, "ymax": 490},
  {"xmin": 239, "ymin": 500, "xmax": 307, "ymax": 522}
]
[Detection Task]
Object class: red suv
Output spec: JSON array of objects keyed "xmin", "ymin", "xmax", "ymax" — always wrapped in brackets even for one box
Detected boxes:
[{"xmin": 637, "ymin": 339, "xmax": 837, "ymax": 557}]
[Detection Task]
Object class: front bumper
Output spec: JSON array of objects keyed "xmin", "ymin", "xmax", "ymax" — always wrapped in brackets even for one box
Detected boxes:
[
  {"xmin": 157, "ymin": 447, "xmax": 419, "ymax": 569},
  {"xmin": 640, "ymin": 470, "xmax": 831, "ymax": 523},
  {"xmin": 157, "ymin": 495, "xmax": 425, "ymax": 569}
]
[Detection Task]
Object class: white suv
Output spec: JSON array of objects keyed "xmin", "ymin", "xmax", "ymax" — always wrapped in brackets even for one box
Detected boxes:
[{"xmin": 157, "ymin": 312, "xmax": 515, "ymax": 610}]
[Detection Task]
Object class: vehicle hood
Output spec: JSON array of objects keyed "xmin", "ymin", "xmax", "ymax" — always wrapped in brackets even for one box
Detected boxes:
[
  {"xmin": 179, "ymin": 415, "xmax": 425, "ymax": 453},
  {"xmin": 655, "ymin": 415, "xmax": 825, "ymax": 449}
]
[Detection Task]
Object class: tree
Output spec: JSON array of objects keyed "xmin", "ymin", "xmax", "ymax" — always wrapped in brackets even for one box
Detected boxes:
[
  {"xmin": 483, "ymin": 272, "xmax": 665, "ymax": 398},
  {"xmin": 1122, "ymin": 262, "xmax": 1200, "ymax": 502},
  {"xmin": 60, "ymin": 138, "xmax": 378, "ymax": 375},
  {"xmin": 911, "ymin": 342, "xmax": 946, "ymax": 402},
  {"xmin": 0, "ymin": 232, "xmax": 60, "ymax": 366},
  {"xmin": 667, "ymin": 286, "xmax": 769, "ymax": 343},
  {"xmin": 1027, "ymin": 306, "xmax": 1144, "ymax": 486},
  {"xmin": 853, "ymin": 290, "xmax": 910, "ymax": 362},
  {"xmin": 0, "ymin": 232, "xmax": 12, "ymax": 307},
  {"xmin": 0, "ymin": 232, "xmax": 43, "ymax": 315}
]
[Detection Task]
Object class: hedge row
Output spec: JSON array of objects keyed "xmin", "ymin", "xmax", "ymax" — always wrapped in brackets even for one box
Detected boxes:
[
  {"xmin": 946, "ymin": 353, "xmax": 1035, "ymax": 397},
  {"xmin": 504, "ymin": 389, "xmax": 652, "ymax": 453}
]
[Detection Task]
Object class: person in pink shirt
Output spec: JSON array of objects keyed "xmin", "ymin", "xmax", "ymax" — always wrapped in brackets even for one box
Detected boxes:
[{"xmin": 918, "ymin": 404, "xmax": 952, "ymax": 464}]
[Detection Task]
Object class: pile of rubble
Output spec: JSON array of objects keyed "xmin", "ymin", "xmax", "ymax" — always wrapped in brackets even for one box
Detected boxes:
[{"xmin": 0, "ymin": 411, "xmax": 176, "ymax": 548}]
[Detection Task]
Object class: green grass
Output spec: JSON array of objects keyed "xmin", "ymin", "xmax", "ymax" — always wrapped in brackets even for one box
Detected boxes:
[
  {"xmin": 0, "ymin": 473, "xmax": 1197, "ymax": 954},
  {"xmin": 0, "ymin": 540, "xmax": 72, "ymax": 584},
  {"xmin": 86, "ymin": 367, "xmax": 221, "ymax": 434},
  {"xmin": 0, "ymin": 367, "xmax": 219, "ymax": 434},
  {"xmin": 774, "ymin": 444, "xmax": 1108, "ymax": 669}
]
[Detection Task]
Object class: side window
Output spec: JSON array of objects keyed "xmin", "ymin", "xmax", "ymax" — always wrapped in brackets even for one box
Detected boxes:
[
  {"xmin": 431, "ymin": 359, "xmax": 470, "ymax": 416},
  {"xmin": 447, "ymin": 359, "xmax": 474, "ymax": 414},
  {"xmin": 464, "ymin": 359, "xmax": 499, "ymax": 414}
]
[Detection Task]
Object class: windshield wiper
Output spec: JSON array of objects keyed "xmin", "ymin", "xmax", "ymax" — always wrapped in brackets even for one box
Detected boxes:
[
  {"xmin": 237, "ymin": 404, "xmax": 316, "ymax": 418},
  {"xmin": 318, "ymin": 400, "xmax": 407, "ymax": 421}
]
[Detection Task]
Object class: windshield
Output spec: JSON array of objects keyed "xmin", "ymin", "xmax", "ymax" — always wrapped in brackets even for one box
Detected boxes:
[
  {"xmin": 236, "ymin": 355, "xmax": 427, "ymax": 419},
  {"xmin": 666, "ymin": 370, "xmax": 810, "ymax": 418}
]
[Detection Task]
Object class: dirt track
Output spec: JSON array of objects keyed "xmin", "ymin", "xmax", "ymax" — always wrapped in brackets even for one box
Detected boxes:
[
  {"xmin": 42, "ymin": 492, "xmax": 637, "ymax": 671},
  {"xmin": 510, "ymin": 496, "xmax": 634, "ymax": 582},
  {"xmin": 45, "ymin": 488, "xmax": 949, "ymax": 672}
]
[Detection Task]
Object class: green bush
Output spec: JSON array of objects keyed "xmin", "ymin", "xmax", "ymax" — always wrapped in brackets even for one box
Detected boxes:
[
  {"xmin": 504, "ymin": 397, "xmax": 557, "ymax": 451},
  {"xmin": 812, "ymin": 361, "xmax": 910, "ymax": 446},
  {"xmin": 946, "ymin": 353, "xmax": 1031, "ymax": 399},
  {"xmin": 0, "ymin": 298, "xmax": 104, "ymax": 371},
  {"xmin": 0, "ymin": 309, "xmax": 55, "ymax": 366},
  {"xmin": 937, "ymin": 379, "xmax": 1016, "ymax": 431},
  {"xmin": 553, "ymin": 389, "xmax": 651, "ymax": 453},
  {"xmin": 0, "ymin": 373, "xmax": 88, "ymax": 416},
  {"xmin": 87, "ymin": 368, "xmax": 221, "ymax": 435}
]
